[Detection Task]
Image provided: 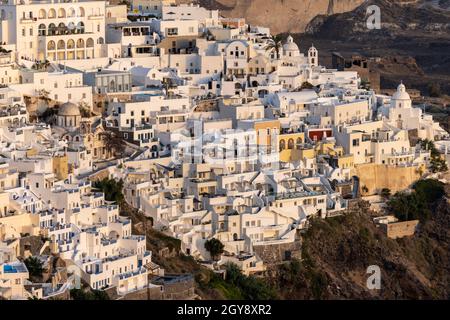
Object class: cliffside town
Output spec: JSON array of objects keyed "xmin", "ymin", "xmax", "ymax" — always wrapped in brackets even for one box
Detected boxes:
[{"xmin": 0, "ymin": 0, "xmax": 449, "ymax": 300}]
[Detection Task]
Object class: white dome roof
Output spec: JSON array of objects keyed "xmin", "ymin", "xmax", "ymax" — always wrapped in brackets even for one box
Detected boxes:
[
  {"xmin": 283, "ymin": 35, "xmax": 299, "ymax": 52},
  {"xmin": 58, "ymin": 102, "xmax": 80, "ymax": 116},
  {"xmin": 392, "ymin": 83, "xmax": 410, "ymax": 100}
]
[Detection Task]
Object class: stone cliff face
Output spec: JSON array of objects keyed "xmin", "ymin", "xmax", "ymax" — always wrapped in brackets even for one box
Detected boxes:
[
  {"xmin": 304, "ymin": 0, "xmax": 450, "ymax": 38},
  {"xmin": 300, "ymin": 0, "xmax": 450, "ymax": 94},
  {"xmin": 270, "ymin": 198, "xmax": 450, "ymax": 299},
  {"xmin": 191, "ymin": 0, "xmax": 364, "ymax": 33}
]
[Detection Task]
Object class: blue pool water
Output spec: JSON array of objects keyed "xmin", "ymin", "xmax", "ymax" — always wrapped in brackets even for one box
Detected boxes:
[{"xmin": 3, "ymin": 265, "xmax": 17, "ymax": 273}]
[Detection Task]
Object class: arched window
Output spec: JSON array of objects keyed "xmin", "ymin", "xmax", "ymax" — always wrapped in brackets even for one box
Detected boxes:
[
  {"xmin": 296, "ymin": 137, "xmax": 302, "ymax": 148},
  {"xmin": 38, "ymin": 24, "xmax": 46, "ymax": 36},
  {"xmin": 97, "ymin": 37, "xmax": 104, "ymax": 44},
  {"xmin": 86, "ymin": 38, "xmax": 94, "ymax": 48},
  {"xmin": 58, "ymin": 8, "xmax": 66, "ymax": 18},
  {"xmin": 67, "ymin": 22, "xmax": 76, "ymax": 34},
  {"xmin": 38, "ymin": 9, "xmax": 46, "ymax": 19},
  {"xmin": 57, "ymin": 40, "xmax": 65, "ymax": 50},
  {"xmin": 48, "ymin": 23, "xmax": 56, "ymax": 36},
  {"xmin": 79, "ymin": 7, "xmax": 85, "ymax": 17},
  {"xmin": 279, "ymin": 139, "xmax": 286, "ymax": 152},
  {"xmin": 48, "ymin": 9, "xmax": 56, "ymax": 19},
  {"xmin": 57, "ymin": 22, "xmax": 67, "ymax": 35},
  {"xmin": 67, "ymin": 39, "xmax": 75, "ymax": 49},
  {"xmin": 76, "ymin": 22, "xmax": 85, "ymax": 34},
  {"xmin": 47, "ymin": 41, "xmax": 56, "ymax": 50},
  {"xmin": 288, "ymin": 138, "xmax": 294, "ymax": 149},
  {"xmin": 76, "ymin": 39, "xmax": 85, "ymax": 48},
  {"xmin": 68, "ymin": 8, "xmax": 76, "ymax": 18}
]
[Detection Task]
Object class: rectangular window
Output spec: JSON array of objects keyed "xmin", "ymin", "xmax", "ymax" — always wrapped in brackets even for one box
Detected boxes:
[{"xmin": 167, "ymin": 28, "xmax": 178, "ymax": 36}]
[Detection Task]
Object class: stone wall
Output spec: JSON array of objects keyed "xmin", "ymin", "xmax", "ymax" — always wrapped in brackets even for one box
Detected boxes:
[
  {"xmin": 352, "ymin": 164, "xmax": 422, "ymax": 196},
  {"xmin": 382, "ymin": 220, "xmax": 419, "ymax": 239},
  {"xmin": 162, "ymin": 278, "xmax": 196, "ymax": 300},
  {"xmin": 253, "ymin": 240, "xmax": 302, "ymax": 269},
  {"xmin": 120, "ymin": 286, "xmax": 165, "ymax": 300},
  {"xmin": 121, "ymin": 274, "xmax": 196, "ymax": 300}
]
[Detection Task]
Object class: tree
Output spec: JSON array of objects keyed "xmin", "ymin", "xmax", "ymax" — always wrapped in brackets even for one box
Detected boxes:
[
  {"xmin": 100, "ymin": 131, "xmax": 126, "ymax": 157},
  {"xmin": 24, "ymin": 257, "xmax": 44, "ymax": 278},
  {"xmin": 265, "ymin": 34, "xmax": 284, "ymax": 59},
  {"xmin": 300, "ymin": 81, "xmax": 314, "ymax": 90},
  {"xmin": 92, "ymin": 178, "xmax": 125, "ymax": 205},
  {"xmin": 70, "ymin": 288, "xmax": 110, "ymax": 300},
  {"xmin": 38, "ymin": 107, "xmax": 58, "ymax": 122},
  {"xmin": 204, "ymin": 238, "xmax": 224, "ymax": 261},
  {"xmin": 387, "ymin": 179, "xmax": 445, "ymax": 222},
  {"xmin": 413, "ymin": 179, "xmax": 445, "ymax": 204},
  {"xmin": 224, "ymin": 263, "xmax": 278, "ymax": 299},
  {"xmin": 78, "ymin": 102, "xmax": 92, "ymax": 118},
  {"xmin": 380, "ymin": 188, "xmax": 391, "ymax": 199},
  {"xmin": 419, "ymin": 139, "xmax": 448, "ymax": 173},
  {"xmin": 32, "ymin": 60, "xmax": 50, "ymax": 71},
  {"xmin": 37, "ymin": 89, "xmax": 50, "ymax": 102},
  {"xmin": 428, "ymin": 83, "xmax": 441, "ymax": 98}
]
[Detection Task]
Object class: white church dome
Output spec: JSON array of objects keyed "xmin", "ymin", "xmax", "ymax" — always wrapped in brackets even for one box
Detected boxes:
[
  {"xmin": 392, "ymin": 83, "xmax": 411, "ymax": 101},
  {"xmin": 283, "ymin": 35, "xmax": 299, "ymax": 52}
]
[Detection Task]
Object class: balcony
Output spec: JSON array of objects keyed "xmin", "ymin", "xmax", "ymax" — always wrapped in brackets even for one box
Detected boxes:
[
  {"xmin": 88, "ymin": 14, "xmax": 104, "ymax": 20},
  {"xmin": 21, "ymin": 17, "xmax": 37, "ymax": 23}
]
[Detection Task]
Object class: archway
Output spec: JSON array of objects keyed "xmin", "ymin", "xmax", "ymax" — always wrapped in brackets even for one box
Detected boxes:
[
  {"xmin": 288, "ymin": 139, "xmax": 294, "ymax": 149},
  {"xmin": 279, "ymin": 139, "xmax": 286, "ymax": 151},
  {"xmin": 38, "ymin": 24, "xmax": 46, "ymax": 36},
  {"xmin": 58, "ymin": 8, "xmax": 66, "ymax": 18},
  {"xmin": 47, "ymin": 40, "xmax": 56, "ymax": 50},
  {"xmin": 48, "ymin": 9, "xmax": 56, "ymax": 19},
  {"xmin": 38, "ymin": 9, "xmax": 46, "ymax": 19}
]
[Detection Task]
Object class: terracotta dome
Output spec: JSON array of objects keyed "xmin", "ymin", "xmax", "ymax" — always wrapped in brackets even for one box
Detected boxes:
[{"xmin": 58, "ymin": 102, "xmax": 80, "ymax": 117}]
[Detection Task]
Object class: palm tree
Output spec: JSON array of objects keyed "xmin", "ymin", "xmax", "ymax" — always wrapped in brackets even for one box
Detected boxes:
[
  {"xmin": 38, "ymin": 89, "xmax": 50, "ymax": 102},
  {"xmin": 24, "ymin": 256, "xmax": 44, "ymax": 279},
  {"xmin": 100, "ymin": 131, "xmax": 126, "ymax": 157},
  {"xmin": 78, "ymin": 102, "xmax": 91, "ymax": 118},
  {"xmin": 265, "ymin": 34, "xmax": 284, "ymax": 60}
]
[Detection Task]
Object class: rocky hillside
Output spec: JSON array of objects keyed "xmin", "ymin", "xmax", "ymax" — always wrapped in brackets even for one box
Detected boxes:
[
  {"xmin": 298, "ymin": 0, "xmax": 450, "ymax": 95},
  {"xmin": 305, "ymin": 0, "xmax": 450, "ymax": 39},
  {"xmin": 268, "ymin": 187, "xmax": 450, "ymax": 299},
  {"xmin": 125, "ymin": 180, "xmax": 450, "ymax": 300},
  {"xmin": 181, "ymin": 0, "xmax": 364, "ymax": 33}
]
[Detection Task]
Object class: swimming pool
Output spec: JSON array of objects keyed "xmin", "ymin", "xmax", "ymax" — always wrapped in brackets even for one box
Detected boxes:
[{"xmin": 3, "ymin": 265, "xmax": 18, "ymax": 273}]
